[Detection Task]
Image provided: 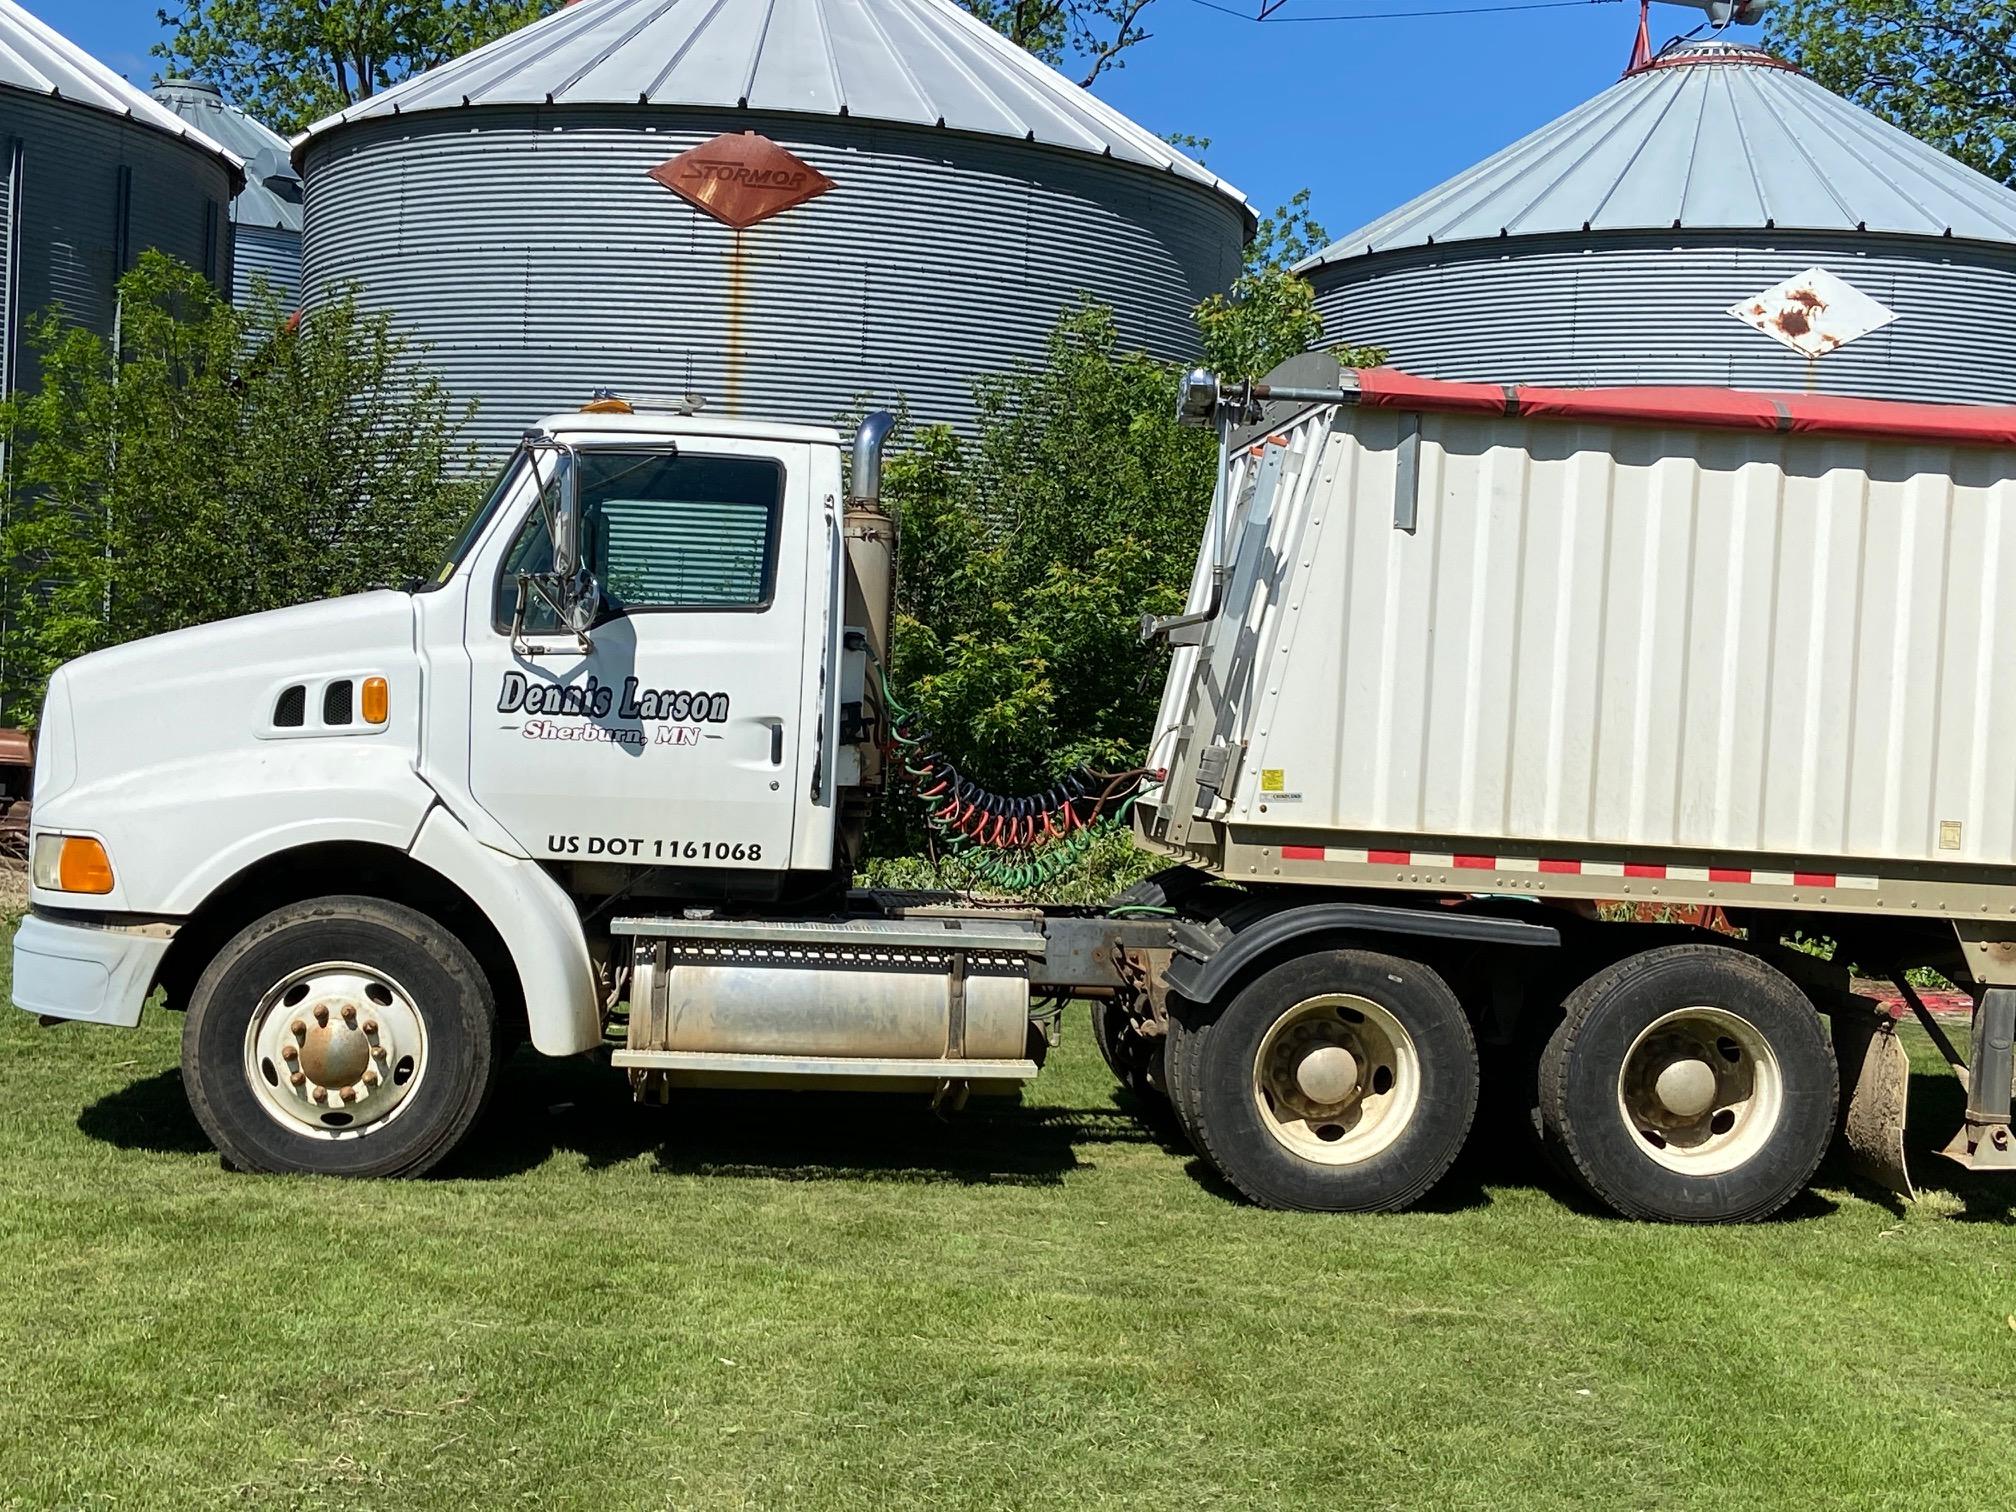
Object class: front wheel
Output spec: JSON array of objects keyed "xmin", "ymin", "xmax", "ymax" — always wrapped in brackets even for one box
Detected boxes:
[
  {"xmin": 1178, "ymin": 949, "xmax": 1480, "ymax": 1212},
  {"xmin": 181, "ymin": 896, "xmax": 504, "ymax": 1177}
]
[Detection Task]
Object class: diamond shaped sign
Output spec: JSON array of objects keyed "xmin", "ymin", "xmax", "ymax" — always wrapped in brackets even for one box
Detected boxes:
[
  {"xmin": 1728, "ymin": 266, "xmax": 1897, "ymax": 359},
  {"xmin": 648, "ymin": 132, "xmax": 835, "ymax": 231}
]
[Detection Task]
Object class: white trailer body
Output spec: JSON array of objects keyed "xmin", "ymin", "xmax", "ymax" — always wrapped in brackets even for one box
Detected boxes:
[{"xmin": 1145, "ymin": 372, "xmax": 2016, "ymax": 921}]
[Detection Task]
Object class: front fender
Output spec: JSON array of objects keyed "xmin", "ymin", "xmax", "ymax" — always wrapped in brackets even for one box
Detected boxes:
[
  {"xmin": 411, "ymin": 805, "xmax": 602, "ymax": 1056},
  {"xmin": 30, "ymin": 744, "xmax": 436, "ymax": 917}
]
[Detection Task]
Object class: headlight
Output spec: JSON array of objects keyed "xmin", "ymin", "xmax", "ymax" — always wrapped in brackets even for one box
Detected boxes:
[{"xmin": 31, "ymin": 834, "xmax": 115, "ymax": 895}]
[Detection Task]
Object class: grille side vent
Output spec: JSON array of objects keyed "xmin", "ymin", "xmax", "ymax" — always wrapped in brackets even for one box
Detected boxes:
[
  {"xmin": 273, "ymin": 685, "xmax": 307, "ymax": 727},
  {"xmin": 323, "ymin": 680, "xmax": 354, "ymax": 726}
]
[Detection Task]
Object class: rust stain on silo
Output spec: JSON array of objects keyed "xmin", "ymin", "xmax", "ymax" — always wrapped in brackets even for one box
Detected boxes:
[{"xmin": 724, "ymin": 229, "xmax": 746, "ymax": 414}]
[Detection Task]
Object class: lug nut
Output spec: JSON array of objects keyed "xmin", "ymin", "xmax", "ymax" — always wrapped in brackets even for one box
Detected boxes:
[
  {"xmin": 281, "ymin": 1044, "xmax": 299, "ymax": 1062},
  {"xmin": 372, "ymin": 1046, "xmax": 388, "ymax": 1062},
  {"xmin": 290, "ymin": 1019, "xmax": 307, "ymax": 1038},
  {"xmin": 363, "ymin": 1020, "xmax": 379, "ymax": 1036},
  {"xmin": 341, "ymin": 1004, "xmax": 357, "ymax": 1025},
  {"xmin": 363, "ymin": 1069, "xmax": 381, "ymax": 1087},
  {"xmin": 313, "ymin": 1005, "xmax": 330, "ymax": 1026},
  {"xmin": 290, "ymin": 1071, "xmax": 306, "ymax": 1088},
  {"xmin": 340, "ymin": 1087, "xmax": 358, "ymax": 1104},
  {"xmin": 310, "ymin": 1087, "xmax": 327, "ymax": 1105}
]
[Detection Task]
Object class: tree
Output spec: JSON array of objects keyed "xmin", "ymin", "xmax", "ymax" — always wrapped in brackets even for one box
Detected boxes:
[
  {"xmin": 1768, "ymin": 1, "xmax": 2016, "ymax": 186},
  {"xmin": 1, "ymin": 254, "xmax": 479, "ymax": 719},
  {"xmin": 878, "ymin": 302, "xmax": 1216, "ymax": 807},
  {"xmin": 958, "ymin": 0, "xmax": 1158, "ymax": 85},
  {"xmin": 153, "ymin": 1, "xmax": 560, "ymax": 134},
  {"xmin": 1193, "ymin": 189, "xmax": 1385, "ymax": 381}
]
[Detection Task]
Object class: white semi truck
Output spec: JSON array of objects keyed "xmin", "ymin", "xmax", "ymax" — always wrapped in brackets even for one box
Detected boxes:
[{"xmin": 14, "ymin": 358, "xmax": 2016, "ymax": 1222}]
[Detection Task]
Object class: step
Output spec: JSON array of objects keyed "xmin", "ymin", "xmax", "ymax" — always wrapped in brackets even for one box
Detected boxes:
[{"xmin": 611, "ymin": 1049, "xmax": 1039, "ymax": 1081}]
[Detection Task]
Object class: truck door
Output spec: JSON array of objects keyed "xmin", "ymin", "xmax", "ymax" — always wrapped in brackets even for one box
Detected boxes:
[{"xmin": 463, "ymin": 441, "xmax": 809, "ymax": 871}]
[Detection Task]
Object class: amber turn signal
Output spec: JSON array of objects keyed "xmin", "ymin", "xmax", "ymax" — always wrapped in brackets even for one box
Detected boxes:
[
  {"xmin": 361, "ymin": 676, "xmax": 389, "ymax": 725},
  {"xmin": 38, "ymin": 835, "xmax": 116, "ymax": 894}
]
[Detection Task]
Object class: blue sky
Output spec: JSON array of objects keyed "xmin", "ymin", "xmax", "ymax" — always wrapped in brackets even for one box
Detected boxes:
[{"xmin": 62, "ymin": 0, "xmax": 1768, "ymax": 243}]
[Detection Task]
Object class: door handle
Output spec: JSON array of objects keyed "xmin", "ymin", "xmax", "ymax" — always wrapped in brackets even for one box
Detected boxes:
[{"xmin": 770, "ymin": 723, "xmax": 785, "ymax": 766}]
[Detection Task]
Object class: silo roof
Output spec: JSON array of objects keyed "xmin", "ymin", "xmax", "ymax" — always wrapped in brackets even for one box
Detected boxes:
[
  {"xmin": 1301, "ymin": 40, "xmax": 2016, "ymax": 271},
  {"xmin": 153, "ymin": 80, "xmax": 301, "ymax": 232},
  {"xmin": 0, "ymin": 0, "xmax": 244, "ymax": 182},
  {"xmin": 292, "ymin": 0, "xmax": 1247, "ymax": 215}
]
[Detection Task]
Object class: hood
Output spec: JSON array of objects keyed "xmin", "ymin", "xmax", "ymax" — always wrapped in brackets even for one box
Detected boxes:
[{"xmin": 38, "ymin": 592, "xmax": 417, "ymax": 812}]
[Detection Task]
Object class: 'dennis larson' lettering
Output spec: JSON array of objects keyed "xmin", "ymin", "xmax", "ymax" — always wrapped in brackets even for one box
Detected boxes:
[{"xmin": 497, "ymin": 671, "xmax": 730, "ymax": 724}]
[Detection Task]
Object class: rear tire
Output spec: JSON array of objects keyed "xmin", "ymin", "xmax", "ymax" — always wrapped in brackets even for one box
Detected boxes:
[
  {"xmin": 181, "ymin": 896, "xmax": 504, "ymax": 1178},
  {"xmin": 1182, "ymin": 949, "xmax": 1479, "ymax": 1212},
  {"xmin": 1538, "ymin": 944, "xmax": 1836, "ymax": 1223}
]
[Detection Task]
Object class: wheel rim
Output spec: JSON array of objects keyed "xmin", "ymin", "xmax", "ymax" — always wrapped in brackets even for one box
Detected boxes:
[
  {"xmin": 1616, "ymin": 1006, "xmax": 1783, "ymax": 1176},
  {"xmin": 1252, "ymin": 993, "xmax": 1422, "ymax": 1165},
  {"xmin": 242, "ymin": 961, "xmax": 429, "ymax": 1140}
]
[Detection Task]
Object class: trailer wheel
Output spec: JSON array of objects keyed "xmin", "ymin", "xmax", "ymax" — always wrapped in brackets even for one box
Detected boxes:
[
  {"xmin": 1179, "ymin": 950, "xmax": 1478, "ymax": 1211},
  {"xmin": 181, "ymin": 896, "xmax": 504, "ymax": 1178},
  {"xmin": 1538, "ymin": 945, "xmax": 1836, "ymax": 1223},
  {"xmin": 1162, "ymin": 1000, "xmax": 1211, "ymax": 1152}
]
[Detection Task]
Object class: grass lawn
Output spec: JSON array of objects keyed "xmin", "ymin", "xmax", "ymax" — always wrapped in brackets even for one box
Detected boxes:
[{"xmin": 3, "ymin": 931, "xmax": 2014, "ymax": 1510}]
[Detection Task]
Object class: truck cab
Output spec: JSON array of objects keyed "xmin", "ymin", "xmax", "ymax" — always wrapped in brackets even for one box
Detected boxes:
[{"xmin": 14, "ymin": 401, "xmax": 912, "ymax": 1176}]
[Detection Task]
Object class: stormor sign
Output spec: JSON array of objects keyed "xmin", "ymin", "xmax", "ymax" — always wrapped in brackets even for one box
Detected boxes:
[
  {"xmin": 1728, "ymin": 267, "xmax": 1898, "ymax": 359},
  {"xmin": 648, "ymin": 132, "xmax": 835, "ymax": 230}
]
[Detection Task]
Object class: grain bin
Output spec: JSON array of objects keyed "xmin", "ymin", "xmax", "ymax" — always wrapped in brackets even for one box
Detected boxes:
[
  {"xmin": 1300, "ymin": 39, "xmax": 2016, "ymax": 405},
  {"xmin": 293, "ymin": 0, "xmax": 1251, "ymax": 455},
  {"xmin": 0, "ymin": 0, "xmax": 240, "ymax": 401},
  {"xmin": 153, "ymin": 80, "xmax": 301, "ymax": 308}
]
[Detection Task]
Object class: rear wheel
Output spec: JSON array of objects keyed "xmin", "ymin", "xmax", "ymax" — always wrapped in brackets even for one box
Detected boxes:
[
  {"xmin": 1181, "ymin": 950, "xmax": 1479, "ymax": 1212},
  {"xmin": 182, "ymin": 896, "xmax": 504, "ymax": 1177},
  {"xmin": 1538, "ymin": 945, "xmax": 1835, "ymax": 1222}
]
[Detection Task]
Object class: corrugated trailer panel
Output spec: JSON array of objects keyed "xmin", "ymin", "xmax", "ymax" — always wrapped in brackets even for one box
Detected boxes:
[{"xmin": 1192, "ymin": 405, "xmax": 2016, "ymax": 869}]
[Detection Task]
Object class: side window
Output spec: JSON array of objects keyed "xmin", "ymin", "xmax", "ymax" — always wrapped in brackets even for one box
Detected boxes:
[{"xmin": 498, "ymin": 451, "xmax": 784, "ymax": 630}]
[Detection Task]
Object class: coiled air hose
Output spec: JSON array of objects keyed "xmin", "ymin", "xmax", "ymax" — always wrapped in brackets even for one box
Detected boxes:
[{"xmin": 878, "ymin": 666, "xmax": 1156, "ymax": 891}]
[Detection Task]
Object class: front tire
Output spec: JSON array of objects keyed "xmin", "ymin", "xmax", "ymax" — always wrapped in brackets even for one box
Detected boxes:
[
  {"xmin": 1538, "ymin": 945, "xmax": 1836, "ymax": 1223},
  {"xmin": 181, "ymin": 896, "xmax": 503, "ymax": 1177},
  {"xmin": 1180, "ymin": 950, "xmax": 1480, "ymax": 1212}
]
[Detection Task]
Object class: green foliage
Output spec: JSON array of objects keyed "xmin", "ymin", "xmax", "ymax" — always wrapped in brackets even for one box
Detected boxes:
[
  {"xmin": 859, "ymin": 823, "xmax": 1161, "ymax": 904},
  {"xmin": 1768, "ymin": 1, "xmax": 2016, "ymax": 186},
  {"xmin": 0, "ymin": 253, "xmax": 478, "ymax": 720},
  {"xmin": 955, "ymin": 0, "xmax": 1159, "ymax": 85},
  {"xmin": 876, "ymin": 303, "xmax": 1215, "ymax": 846},
  {"xmin": 153, "ymin": 0, "xmax": 561, "ymax": 133},
  {"xmin": 1195, "ymin": 190, "xmax": 1350, "ymax": 382}
]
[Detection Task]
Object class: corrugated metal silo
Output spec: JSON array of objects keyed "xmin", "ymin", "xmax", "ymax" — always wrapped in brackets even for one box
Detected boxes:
[
  {"xmin": 153, "ymin": 80, "xmax": 302, "ymax": 308},
  {"xmin": 294, "ymin": 0, "xmax": 1251, "ymax": 454},
  {"xmin": 1301, "ymin": 40, "xmax": 2016, "ymax": 405},
  {"xmin": 0, "ymin": 0, "xmax": 241, "ymax": 400}
]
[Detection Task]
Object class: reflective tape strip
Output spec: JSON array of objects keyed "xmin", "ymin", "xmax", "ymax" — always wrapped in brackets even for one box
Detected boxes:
[{"xmin": 1271, "ymin": 846, "xmax": 1886, "ymax": 892}]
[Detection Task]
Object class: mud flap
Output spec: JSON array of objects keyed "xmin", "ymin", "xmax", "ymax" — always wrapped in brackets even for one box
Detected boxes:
[{"xmin": 1834, "ymin": 997, "xmax": 1914, "ymax": 1201}]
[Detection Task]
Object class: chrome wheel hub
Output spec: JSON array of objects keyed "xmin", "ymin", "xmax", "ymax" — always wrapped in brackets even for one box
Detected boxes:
[{"xmin": 244, "ymin": 963, "xmax": 428, "ymax": 1138}]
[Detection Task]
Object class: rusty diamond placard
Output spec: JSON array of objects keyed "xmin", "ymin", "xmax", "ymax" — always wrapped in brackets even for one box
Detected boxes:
[
  {"xmin": 648, "ymin": 131, "xmax": 835, "ymax": 230},
  {"xmin": 1728, "ymin": 266, "xmax": 1897, "ymax": 359}
]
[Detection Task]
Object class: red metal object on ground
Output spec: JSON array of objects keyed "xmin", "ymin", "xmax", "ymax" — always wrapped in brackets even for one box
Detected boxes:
[{"xmin": 0, "ymin": 727, "xmax": 31, "ymax": 857}]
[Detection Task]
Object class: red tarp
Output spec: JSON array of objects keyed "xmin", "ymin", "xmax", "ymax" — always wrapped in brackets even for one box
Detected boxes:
[{"xmin": 1350, "ymin": 368, "xmax": 2016, "ymax": 450}]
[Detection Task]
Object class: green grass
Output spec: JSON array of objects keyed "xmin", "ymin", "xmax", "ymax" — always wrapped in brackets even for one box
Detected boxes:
[{"xmin": 3, "ymin": 935, "xmax": 2014, "ymax": 1510}]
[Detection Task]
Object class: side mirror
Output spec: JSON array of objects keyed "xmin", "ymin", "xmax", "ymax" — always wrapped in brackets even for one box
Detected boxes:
[{"xmin": 561, "ymin": 570, "xmax": 600, "ymax": 634}]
